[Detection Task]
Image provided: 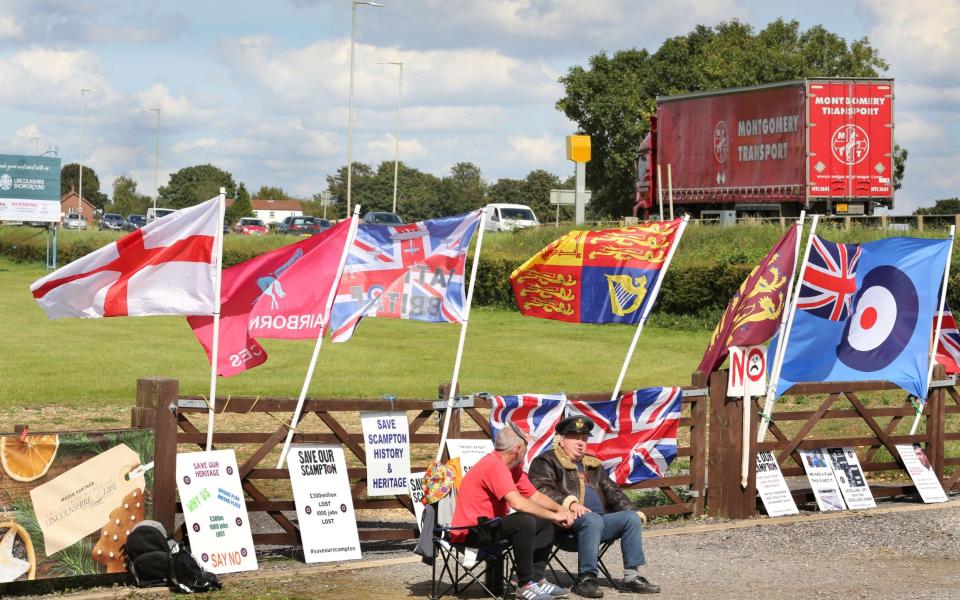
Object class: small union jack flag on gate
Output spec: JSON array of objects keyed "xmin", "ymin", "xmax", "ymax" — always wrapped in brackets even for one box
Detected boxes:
[
  {"xmin": 935, "ymin": 303, "xmax": 960, "ymax": 375},
  {"xmin": 329, "ymin": 211, "xmax": 481, "ymax": 342},
  {"xmin": 796, "ymin": 235, "xmax": 862, "ymax": 321},
  {"xmin": 567, "ymin": 387, "xmax": 682, "ymax": 485},
  {"xmin": 489, "ymin": 393, "xmax": 566, "ymax": 471}
]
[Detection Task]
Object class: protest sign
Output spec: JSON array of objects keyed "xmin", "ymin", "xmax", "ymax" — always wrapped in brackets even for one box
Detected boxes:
[
  {"xmin": 827, "ymin": 447, "xmax": 876, "ymax": 510},
  {"xmin": 727, "ymin": 345, "xmax": 767, "ymax": 397},
  {"xmin": 895, "ymin": 444, "xmax": 947, "ymax": 503},
  {"xmin": 408, "ymin": 471, "xmax": 426, "ymax": 529},
  {"xmin": 287, "ymin": 444, "xmax": 361, "ymax": 563},
  {"xmin": 176, "ymin": 450, "xmax": 257, "ymax": 574},
  {"xmin": 755, "ymin": 451, "xmax": 798, "ymax": 516},
  {"xmin": 799, "ymin": 448, "xmax": 846, "ymax": 512},
  {"xmin": 445, "ymin": 439, "xmax": 493, "ymax": 484},
  {"xmin": 360, "ymin": 412, "xmax": 411, "ymax": 497}
]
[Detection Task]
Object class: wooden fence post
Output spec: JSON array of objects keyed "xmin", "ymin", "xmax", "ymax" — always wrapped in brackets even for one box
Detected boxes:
[
  {"xmin": 138, "ymin": 377, "xmax": 179, "ymax": 534},
  {"xmin": 707, "ymin": 370, "xmax": 755, "ymax": 518},
  {"xmin": 689, "ymin": 371, "xmax": 708, "ymax": 516},
  {"xmin": 929, "ymin": 365, "xmax": 946, "ymax": 479}
]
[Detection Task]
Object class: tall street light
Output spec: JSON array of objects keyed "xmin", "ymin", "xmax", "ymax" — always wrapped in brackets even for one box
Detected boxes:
[
  {"xmin": 30, "ymin": 137, "xmax": 39, "ymax": 154},
  {"xmin": 79, "ymin": 88, "xmax": 96, "ymax": 221},
  {"xmin": 378, "ymin": 60, "xmax": 403, "ymax": 214},
  {"xmin": 145, "ymin": 108, "xmax": 161, "ymax": 211},
  {"xmin": 346, "ymin": 0, "xmax": 383, "ymax": 216}
]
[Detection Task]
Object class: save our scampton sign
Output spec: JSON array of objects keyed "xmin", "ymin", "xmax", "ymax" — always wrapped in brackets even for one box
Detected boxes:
[{"xmin": 0, "ymin": 154, "xmax": 61, "ymax": 222}]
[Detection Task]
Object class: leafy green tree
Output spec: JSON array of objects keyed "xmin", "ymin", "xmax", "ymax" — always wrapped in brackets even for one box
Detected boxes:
[
  {"xmin": 226, "ymin": 183, "xmax": 254, "ymax": 224},
  {"xmin": 61, "ymin": 163, "xmax": 108, "ymax": 209},
  {"xmin": 158, "ymin": 164, "xmax": 236, "ymax": 209},
  {"xmin": 520, "ymin": 170, "xmax": 563, "ymax": 222},
  {"xmin": 557, "ymin": 18, "xmax": 890, "ymax": 216},
  {"xmin": 254, "ymin": 185, "xmax": 288, "ymax": 200},
  {"xmin": 915, "ymin": 198, "xmax": 960, "ymax": 215},
  {"xmin": 111, "ymin": 176, "xmax": 151, "ymax": 216},
  {"xmin": 439, "ymin": 162, "xmax": 486, "ymax": 215},
  {"xmin": 893, "ymin": 144, "xmax": 908, "ymax": 191},
  {"xmin": 326, "ymin": 161, "xmax": 451, "ymax": 222}
]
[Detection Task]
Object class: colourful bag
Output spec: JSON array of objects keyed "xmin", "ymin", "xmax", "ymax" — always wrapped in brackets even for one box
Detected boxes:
[{"xmin": 420, "ymin": 460, "xmax": 456, "ymax": 505}]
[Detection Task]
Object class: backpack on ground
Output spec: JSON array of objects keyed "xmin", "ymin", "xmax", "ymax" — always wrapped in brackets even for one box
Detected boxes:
[{"xmin": 122, "ymin": 520, "xmax": 222, "ymax": 593}]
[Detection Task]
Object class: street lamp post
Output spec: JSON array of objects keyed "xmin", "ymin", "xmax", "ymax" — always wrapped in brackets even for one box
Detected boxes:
[
  {"xmin": 146, "ymin": 108, "xmax": 161, "ymax": 211},
  {"xmin": 378, "ymin": 60, "xmax": 403, "ymax": 214},
  {"xmin": 346, "ymin": 0, "xmax": 383, "ymax": 216},
  {"xmin": 30, "ymin": 137, "xmax": 39, "ymax": 155},
  {"xmin": 79, "ymin": 88, "xmax": 96, "ymax": 222}
]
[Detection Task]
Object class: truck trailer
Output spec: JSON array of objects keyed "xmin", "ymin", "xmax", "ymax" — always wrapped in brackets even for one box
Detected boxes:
[{"xmin": 634, "ymin": 78, "xmax": 894, "ymax": 219}]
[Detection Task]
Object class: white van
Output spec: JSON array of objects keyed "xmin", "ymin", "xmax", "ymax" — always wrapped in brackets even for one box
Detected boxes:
[
  {"xmin": 484, "ymin": 203, "xmax": 539, "ymax": 232},
  {"xmin": 146, "ymin": 207, "xmax": 177, "ymax": 224}
]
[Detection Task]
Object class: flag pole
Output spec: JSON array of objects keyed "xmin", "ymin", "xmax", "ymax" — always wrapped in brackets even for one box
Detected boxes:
[
  {"xmin": 758, "ymin": 213, "xmax": 820, "ymax": 442},
  {"xmin": 276, "ymin": 206, "xmax": 362, "ymax": 468},
  {"xmin": 610, "ymin": 215, "xmax": 689, "ymax": 402},
  {"xmin": 205, "ymin": 188, "xmax": 228, "ymax": 452},
  {"xmin": 435, "ymin": 210, "xmax": 486, "ymax": 462},
  {"xmin": 910, "ymin": 225, "xmax": 955, "ymax": 435}
]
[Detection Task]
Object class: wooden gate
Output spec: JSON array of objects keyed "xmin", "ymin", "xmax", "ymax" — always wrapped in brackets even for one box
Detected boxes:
[{"xmin": 141, "ymin": 378, "xmax": 708, "ymax": 545}]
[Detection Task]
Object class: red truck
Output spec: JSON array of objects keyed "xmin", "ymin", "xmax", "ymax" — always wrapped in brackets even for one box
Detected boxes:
[{"xmin": 635, "ymin": 78, "xmax": 894, "ymax": 219}]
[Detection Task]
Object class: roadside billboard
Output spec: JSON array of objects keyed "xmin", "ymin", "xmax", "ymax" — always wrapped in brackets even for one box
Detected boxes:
[{"xmin": 0, "ymin": 154, "xmax": 61, "ymax": 222}]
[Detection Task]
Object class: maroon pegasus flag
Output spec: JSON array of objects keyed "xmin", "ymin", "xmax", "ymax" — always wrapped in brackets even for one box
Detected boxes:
[{"xmin": 697, "ymin": 224, "xmax": 799, "ymax": 375}]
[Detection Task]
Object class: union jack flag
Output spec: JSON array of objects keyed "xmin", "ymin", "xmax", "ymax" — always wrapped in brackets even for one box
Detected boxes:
[
  {"xmin": 567, "ymin": 387, "xmax": 682, "ymax": 485},
  {"xmin": 489, "ymin": 393, "xmax": 567, "ymax": 472},
  {"xmin": 795, "ymin": 235, "xmax": 862, "ymax": 321},
  {"xmin": 329, "ymin": 211, "xmax": 481, "ymax": 342},
  {"xmin": 935, "ymin": 304, "xmax": 960, "ymax": 375}
]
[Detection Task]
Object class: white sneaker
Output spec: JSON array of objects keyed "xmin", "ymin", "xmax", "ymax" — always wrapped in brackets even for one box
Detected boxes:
[
  {"xmin": 537, "ymin": 578, "xmax": 570, "ymax": 598},
  {"xmin": 516, "ymin": 580, "xmax": 553, "ymax": 600}
]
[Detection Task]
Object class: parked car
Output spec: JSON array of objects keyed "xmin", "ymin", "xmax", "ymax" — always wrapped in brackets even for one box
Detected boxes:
[
  {"xmin": 278, "ymin": 215, "xmax": 323, "ymax": 235},
  {"xmin": 362, "ymin": 211, "xmax": 404, "ymax": 225},
  {"xmin": 99, "ymin": 213, "xmax": 125, "ymax": 231},
  {"xmin": 146, "ymin": 207, "xmax": 177, "ymax": 224},
  {"xmin": 483, "ymin": 203, "xmax": 539, "ymax": 232},
  {"xmin": 314, "ymin": 218, "xmax": 332, "ymax": 233},
  {"xmin": 234, "ymin": 217, "xmax": 268, "ymax": 235},
  {"xmin": 124, "ymin": 214, "xmax": 147, "ymax": 231},
  {"xmin": 62, "ymin": 213, "xmax": 87, "ymax": 230}
]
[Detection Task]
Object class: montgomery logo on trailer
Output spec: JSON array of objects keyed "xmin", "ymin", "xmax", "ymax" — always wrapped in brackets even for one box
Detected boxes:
[{"xmin": 831, "ymin": 124, "xmax": 870, "ymax": 165}]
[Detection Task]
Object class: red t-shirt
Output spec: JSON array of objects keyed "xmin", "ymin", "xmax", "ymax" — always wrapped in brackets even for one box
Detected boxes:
[{"xmin": 450, "ymin": 451, "xmax": 537, "ymax": 542}]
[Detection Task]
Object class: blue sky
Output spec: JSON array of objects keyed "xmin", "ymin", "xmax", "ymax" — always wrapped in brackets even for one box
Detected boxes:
[{"xmin": 1, "ymin": 0, "xmax": 957, "ymax": 214}]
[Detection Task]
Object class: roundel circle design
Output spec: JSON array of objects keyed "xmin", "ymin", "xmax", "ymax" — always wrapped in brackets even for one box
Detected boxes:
[
  {"xmin": 837, "ymin": 266, "xmax": 918, "ymax": 372},
  {"xmin": 713, "ymin": 121, "xmax": 728, "ymax": 164}
]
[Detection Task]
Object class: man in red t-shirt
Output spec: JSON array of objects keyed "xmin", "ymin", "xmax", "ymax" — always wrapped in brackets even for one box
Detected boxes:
[{"xmin": 451, "ymin": 421, "xmax": 574, "ymax": 600}]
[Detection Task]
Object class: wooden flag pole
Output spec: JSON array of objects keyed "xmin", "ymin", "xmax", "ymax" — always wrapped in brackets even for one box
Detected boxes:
[
  {"xmin": 758, "ymin": 213, "xmax": 819, "ymax": 442},
  {"xmin": 911, "ymin": 225, "xmax": 955, "ymax": 435},
  {"xmin": 436, "ymin": 210, "xmax": 486, "ymax": 462},
  {"xmin": 275, "ymin": 206, "xmax": 361, "ymax": 468},
  {"xmin": 205, "ymin": 188, "xmax": 228, "ymax": 451},
  {"xmin": 610, "ymin": 215, "xmax": 689, "ymax": 402}
]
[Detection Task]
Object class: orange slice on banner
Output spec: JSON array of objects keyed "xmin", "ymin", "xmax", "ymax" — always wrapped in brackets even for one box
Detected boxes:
[
  {"xmin": 0, "ymin": 434, "xmax": 59, "ymax": 482},
  {"xmin": 0, "ymin": 522, "xmax": 36, "ymax": 582}
]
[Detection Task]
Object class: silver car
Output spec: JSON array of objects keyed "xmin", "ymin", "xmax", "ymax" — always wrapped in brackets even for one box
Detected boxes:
[{"xmin": 62, "ymin": 213, "xmax": 88, "ymax": 230}]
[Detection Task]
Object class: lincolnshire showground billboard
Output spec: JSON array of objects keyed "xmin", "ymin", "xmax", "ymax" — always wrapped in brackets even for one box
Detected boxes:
[{"xmin": 0, "ymin": 154, "xmax": 61, "ymax": 222}]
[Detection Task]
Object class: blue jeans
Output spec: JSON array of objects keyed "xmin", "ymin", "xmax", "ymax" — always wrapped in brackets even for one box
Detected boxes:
[{"xmin": 569, "ymin": 510, "xmax": 645, "ymax": 577}]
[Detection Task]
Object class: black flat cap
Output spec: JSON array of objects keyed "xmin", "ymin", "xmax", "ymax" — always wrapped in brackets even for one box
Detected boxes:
[{"xmin": 556, "ymin": 415, "xmax": 594, "ymax": 435}]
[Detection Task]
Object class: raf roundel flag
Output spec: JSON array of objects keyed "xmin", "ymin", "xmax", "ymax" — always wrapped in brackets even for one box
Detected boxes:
[{"xmin": 775, "ymin": 236, "xmax": 951, "ymax": 400}]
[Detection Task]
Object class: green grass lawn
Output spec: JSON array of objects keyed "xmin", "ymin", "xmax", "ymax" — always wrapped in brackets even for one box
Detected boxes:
[{"xmin": 1, "ymin": 258, "xmax": 709, "ymax": 408}]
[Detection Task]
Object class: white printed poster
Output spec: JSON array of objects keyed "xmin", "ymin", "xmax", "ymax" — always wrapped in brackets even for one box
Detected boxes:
[
  {"xmin": 408, "ymin": 471, "xmax": 426, "ymax": 529},
  {"xmin": 895, "ymin": 444, "xmax": 948, "ymax": 504},
  {"xmin": 755, "ymin": 451, "xmax": 798, "ymax": 516},
  {"xmin": 287, "ymin": 444, "xmax": 362, "ymax": 563},
  {"xmin": 446, "ymin": 439, "xmax": 493, "ymax": 480},
  {"xmin": 360, "ymin": 411, "xmax": 411, "ymax": 496},
  {"xmin": 827, "ymin": 447, "xmax": 876, "ymax": 510},
  {"xmin": 799, "ymin": 448, "xmax": 846, "ymax": 512},
  {"xmin": 176, "ymin": 449, "xmax": 258, "ymax": 574}
]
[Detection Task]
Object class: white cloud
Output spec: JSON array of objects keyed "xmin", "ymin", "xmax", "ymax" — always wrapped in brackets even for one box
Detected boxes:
[
  {"xmin": 171, "ymin": 138, "xmax": 219, "ymax": 154},
  {"xmin": 134, "ymin": 84, "xmax": 217, "ymax": 128},
  {"xmin": 0, "ymin": 16, "xmax": 24, "ymax": 39},
  {"xmin": 365, "ymin": 135, "xmax": 427, "ymax": 160},
  {"xmin": 507, "ymin": 134, "xmax": 561, "ymax": 165},
  {"xmin": 0, "ymin": 48, "xmax": 110, "ymax": 111}
]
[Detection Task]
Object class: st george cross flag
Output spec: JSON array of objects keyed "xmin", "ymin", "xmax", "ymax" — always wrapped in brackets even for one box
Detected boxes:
[
  {"xmin": 31, "ymin": 197, "xmax": 221, "ymax": 319},
  {"xmin": 489, "ymin": 393, "xmax": 567, "ymax": 471},
  {"xmin": 510, "ymin": 219, "xmax": 683, "ymax": 324},
  {"xmin": 188, "ymin": 218, "xmax": 355, "ymax": 377},
  {"xmin": 567, "ymin": 387, "xmax": 682, "ymax": 485},
  {"xmin": 934, "ymin": 303, "xmax": 960, "ymax": 375},
  {"xmin": 774, "ymin": 236, "xmax": 951, "ymax": 399},
  {"xmin": 698, "ymin": 223, "xmax": 798, "ymax": 375},
  {"xmin": 329, "ymin": 211, "xmax": 481, "ymax": 342}
]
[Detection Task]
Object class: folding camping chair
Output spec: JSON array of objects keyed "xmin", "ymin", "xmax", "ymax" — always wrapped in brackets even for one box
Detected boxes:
[
  {"xmin": 427, "ymin": 495, "xmax": 517, "ymax": 600},
  {"xmin": 546, "ymin": 531, "xmax": 621, "ymax": 591}
]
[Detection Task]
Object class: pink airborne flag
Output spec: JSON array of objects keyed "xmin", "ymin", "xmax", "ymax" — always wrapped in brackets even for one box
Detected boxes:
[
  {"xmin": 31, "ymin": 197, "xmax": 222, "ymax": 319},
  {"xmin": 188, "ymin": 218, "xmax": 354, "ymax": 377}
]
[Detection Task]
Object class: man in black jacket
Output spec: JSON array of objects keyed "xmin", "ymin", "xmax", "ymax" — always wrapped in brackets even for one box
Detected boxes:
[{"xmin": 528, "ymin": 416, "xmax": 659, "ymax": 597}]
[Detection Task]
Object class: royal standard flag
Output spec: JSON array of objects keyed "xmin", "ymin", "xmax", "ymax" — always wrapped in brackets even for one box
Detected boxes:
[{"xmin": 510, "ymin": 219, "xmax": 684, "ymax": 324}]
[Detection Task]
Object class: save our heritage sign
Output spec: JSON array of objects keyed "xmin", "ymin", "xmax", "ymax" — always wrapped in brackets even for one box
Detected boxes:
[{"xmin": 0, "ymin": 154, "xmax": 61, "ymax": 222}]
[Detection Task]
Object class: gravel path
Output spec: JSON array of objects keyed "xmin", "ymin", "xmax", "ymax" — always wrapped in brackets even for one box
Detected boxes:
[{"xmin": 26, "ymin": 500, "xmax": 960, "ymax": 600}]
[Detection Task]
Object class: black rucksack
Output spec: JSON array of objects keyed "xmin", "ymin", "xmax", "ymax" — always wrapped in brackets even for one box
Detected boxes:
[{"xmin": 123, "ymin": 521, "xmax": 222, "ymax": 593}]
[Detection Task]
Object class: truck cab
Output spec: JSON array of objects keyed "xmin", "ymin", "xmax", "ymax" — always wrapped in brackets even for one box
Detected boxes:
[{"xmin": 484, "ymin": 203, "xmax": 539, "ymax": 232}]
